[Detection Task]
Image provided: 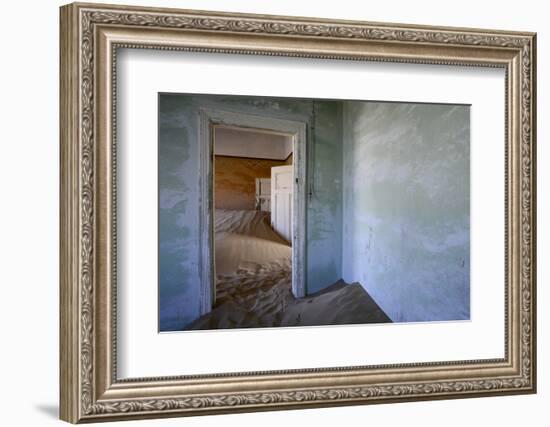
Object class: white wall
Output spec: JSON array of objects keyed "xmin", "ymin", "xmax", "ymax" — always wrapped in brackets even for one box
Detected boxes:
[
  {"xmin": 0, "ymin": 1, "xmax": 546, "ymax": 427},
  {"xmin": 215, "ymin": 126, "xmax": 293, "ymax": 160}
]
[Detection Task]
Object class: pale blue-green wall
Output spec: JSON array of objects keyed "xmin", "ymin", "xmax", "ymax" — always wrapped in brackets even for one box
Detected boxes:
[
  {"xmin": 341, "ymin": 102, "xmax": 470, "ymax": 322},
  {"xmin": 159, "ymin": 94, "xmax": 343, "ymax": 331},
  {"xmin": 158, "ymin": 95, "xmax": 201, "ymax": 331},
  {"xmin": 159, "ymin": 96, "xmax": 469, "ymax": 329},
  {"xmin": 306, "ymin": 101, "xmax": 343, "ymax": 293}
]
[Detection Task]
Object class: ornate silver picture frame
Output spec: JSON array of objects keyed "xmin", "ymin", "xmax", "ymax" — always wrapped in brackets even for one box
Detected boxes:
[{"xmin": 60, "ymin": 2, "xmax": 536, "ymax": 423}]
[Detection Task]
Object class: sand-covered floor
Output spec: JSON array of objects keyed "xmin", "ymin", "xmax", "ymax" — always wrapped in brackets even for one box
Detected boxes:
[
  {"xmin": 214, "ymin": 209, "xmax": 291, "ymax": 276},
  {"xmin": 185, "ymin": 209, "xmax": 391, "ymax": 330}
]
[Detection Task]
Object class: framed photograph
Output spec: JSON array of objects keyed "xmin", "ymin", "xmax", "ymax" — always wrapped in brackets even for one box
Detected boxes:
[{"xmin": 60, "ymin": 2, "xmax": 537, "ymax": 423}]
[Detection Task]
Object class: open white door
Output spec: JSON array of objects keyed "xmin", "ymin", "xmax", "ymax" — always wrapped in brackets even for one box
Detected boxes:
[
  {"xmin": 255, "ymin": 178, "xmax": 271, "ymax": 211},
  {"xmin": 271, "ymin": 165, "xmax": 293, "ymax": 243}
]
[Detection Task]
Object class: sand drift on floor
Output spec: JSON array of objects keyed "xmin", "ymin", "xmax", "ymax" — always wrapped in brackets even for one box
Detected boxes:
[{"xmin": 185, "ymin": 209, "xmax": 391, "ymax": 330}]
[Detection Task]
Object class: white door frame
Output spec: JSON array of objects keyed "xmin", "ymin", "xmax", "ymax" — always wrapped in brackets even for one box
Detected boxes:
[
  {"xmin": 255, "ymin": 177, "xmax": 271, "ymax": 211},
  {"xmin": 198, "ymin": 108, "xmax": 307, "ymax": 315}
]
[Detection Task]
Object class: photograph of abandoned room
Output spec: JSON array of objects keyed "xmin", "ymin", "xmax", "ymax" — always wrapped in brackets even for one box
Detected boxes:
[{"xmin": 158, "ymin": 93, "xmax": 470, "ymax": 332}]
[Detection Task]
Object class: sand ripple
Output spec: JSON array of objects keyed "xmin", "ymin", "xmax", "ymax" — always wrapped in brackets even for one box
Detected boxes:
[{"xmin": 185, "ymin": 210, "xmax": 391, "ymax": 330}]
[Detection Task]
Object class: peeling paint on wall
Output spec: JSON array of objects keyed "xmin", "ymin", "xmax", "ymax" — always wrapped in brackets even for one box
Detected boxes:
[
  {"xmin": 159, "ymin": 94, "xmax": 343, "ymax": 330},
  {"xmin": 159, "ymin": 95, "xmax": 469, "ymax": 329},
  {"xmin": 158, "ymin": 95, "xmax": 201, "ymax": 331},
  {"xmin": 306, "ymin": 101, "xmax": 343, "ymax": 293},
  {"xmin": 341, "ymin": 102, "xmax": 470, "ymax": 322}
]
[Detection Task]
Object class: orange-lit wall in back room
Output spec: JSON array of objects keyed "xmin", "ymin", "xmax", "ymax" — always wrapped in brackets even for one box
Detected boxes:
[{"xmin": 214, "ymin": 155, "xmax": 291, "ymax": 210}]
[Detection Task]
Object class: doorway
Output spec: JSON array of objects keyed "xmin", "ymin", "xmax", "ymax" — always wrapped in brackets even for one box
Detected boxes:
[{"xmin": 198, "ymin": 109, "xmax": 307, "ymax": 316}]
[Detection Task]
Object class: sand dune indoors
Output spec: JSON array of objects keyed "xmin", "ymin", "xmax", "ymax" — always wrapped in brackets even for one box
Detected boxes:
[
  {"xmin": 214, "ymin": 209, "xmax": 291, "ymax": 276},
  {"xmin": 184, "ymin": 210, "xmax": 391, "ymax": 330}
]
